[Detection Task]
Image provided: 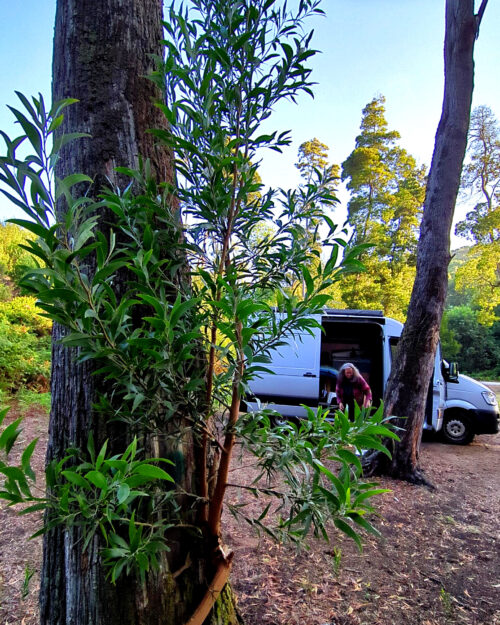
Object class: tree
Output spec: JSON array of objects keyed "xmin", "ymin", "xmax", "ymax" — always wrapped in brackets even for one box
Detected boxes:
[
  {"xmin": 0, "ymin": 2, "xmax": 395, "ymax": 624},
  {"xmin": 296, "ymin": 137, "xmax": 339, "ymax": 190},
  {"xmin": 364, "ymin": 0, "xmax": 489, "ymax": 483},
  {"xmin": 454, "ymin": 105, "xmax": 500, "ymax": 323},
  {"xmin": 443, "ymin": 306, "xmax": 499, "ymax": 374},
  {"xmin": 340, "ymin": 96, "xmax": 427, "ymax": 320},
  {"xmin": 457, "ymin": 105, "xmax": 500, "ymax": 243},
  {"xmin": 295, "ymin": 138, "xmax": 340, "ymax": 297},
  {"xmin": 40, "ymin": 2, "xmax": 181, "ymax": 624}
]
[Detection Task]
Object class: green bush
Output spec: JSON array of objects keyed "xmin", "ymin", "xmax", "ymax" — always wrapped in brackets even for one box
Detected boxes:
[
  {"xmin": 0, "ymin": 296, "xmax": 52, "ymax": 336},
  {"xmin": 0, "ymin": 316, "xmax": 51, "ymax": 392}
]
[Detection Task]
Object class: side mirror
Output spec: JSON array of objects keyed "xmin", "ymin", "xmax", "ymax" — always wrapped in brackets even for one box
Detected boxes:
[{"xmin": 448, "ymin": 361, "xmax": 459, "ymax": 382}]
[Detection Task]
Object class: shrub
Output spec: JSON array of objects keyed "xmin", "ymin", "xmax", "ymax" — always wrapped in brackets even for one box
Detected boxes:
[
  {"xmin": 0, "ymin": 296, "xmax": 52, "ymax": 336},
  {"xmin": 0, "ymin": 316, "xmax": 51, "ymax": 392}
]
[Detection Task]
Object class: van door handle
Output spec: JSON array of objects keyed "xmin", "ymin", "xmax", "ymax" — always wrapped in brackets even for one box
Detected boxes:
[{"xmin": 303, "ymin": 372, "xmax": 316, "ymax": 378}]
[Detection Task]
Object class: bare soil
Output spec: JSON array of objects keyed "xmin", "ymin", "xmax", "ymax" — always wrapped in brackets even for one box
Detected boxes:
[{"xmin": 1, "ymin": 405, "xmax": 499, "ymax": 625}]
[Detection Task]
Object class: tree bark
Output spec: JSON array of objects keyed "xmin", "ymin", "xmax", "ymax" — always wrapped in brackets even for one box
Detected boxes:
[
  {"xmin": 40, "ymin": 2, "xmax": 240, "ymax": 623},
  {"xmin": 363, "ymin": 0, "xmax": 488, "ymax": 483}
]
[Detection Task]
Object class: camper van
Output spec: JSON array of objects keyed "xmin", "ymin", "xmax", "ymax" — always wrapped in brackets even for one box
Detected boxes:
[{"xmin": 245, "ymin": 310, "xmax": 499, "ymax": 444}]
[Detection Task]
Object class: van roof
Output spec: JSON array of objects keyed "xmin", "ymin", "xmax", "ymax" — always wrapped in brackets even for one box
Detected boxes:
[{"xmin": 323, "ymin": 309, "xmax": 384, "ymax": 318}]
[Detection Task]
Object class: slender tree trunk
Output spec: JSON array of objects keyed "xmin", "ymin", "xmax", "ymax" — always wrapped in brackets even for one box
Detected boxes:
[
  {"xmin": 363, "ymin": 0, "xmax": 489, "ymax": 483},
  {"xmin": 40, "ymin": 2, "xmax": 240, "ymax": 623}
]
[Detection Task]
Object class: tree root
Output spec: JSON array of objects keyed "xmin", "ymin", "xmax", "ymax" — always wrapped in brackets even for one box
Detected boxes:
[{"xmin": 362, "ymin": 451, "xmax": 436, "ymax": 491}]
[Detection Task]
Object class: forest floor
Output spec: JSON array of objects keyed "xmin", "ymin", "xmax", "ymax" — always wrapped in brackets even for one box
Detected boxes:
[{"xmin": 0, "ymin": 399, "xmax": 499, "ymax": 625}]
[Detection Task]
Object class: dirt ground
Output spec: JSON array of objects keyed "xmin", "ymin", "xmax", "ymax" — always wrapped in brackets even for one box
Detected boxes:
[{"xmin": 1, "ymin": 404, "xmax": 499, "ymax": 625}]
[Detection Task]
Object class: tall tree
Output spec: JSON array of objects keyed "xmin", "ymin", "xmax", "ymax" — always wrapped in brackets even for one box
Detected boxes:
[
  {"xmin": 295, "ymin": 138, "xmax": 340, "ymax": 297},
  {"xmin": 340, "ymin": 96, "xmax": 426, "ymax": 320},
  {"xmin": 40, "ymin": 1, "xmax": 191, "ymax": 624},
  {"xmin": 296, "ymin": 137, "xmax": 339, "ymax": 190},
  {"xmin": 364, "ymin": 0, "xmax": 489, "ymax": 483},
  {"xmin": 454, "ymin": 105, "xmax": 500, "ymax": 323}
]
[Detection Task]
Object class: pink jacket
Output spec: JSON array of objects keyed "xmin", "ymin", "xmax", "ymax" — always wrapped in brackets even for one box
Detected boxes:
[{"xmin": 336, "ymin": 375, "xmax": 372, "ymax": 406}]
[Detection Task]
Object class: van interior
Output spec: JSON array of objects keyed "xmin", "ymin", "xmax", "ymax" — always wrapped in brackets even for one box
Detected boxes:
[{"xmin": 319, "ymin": 319, "xmax": 384, "ymax": 407}]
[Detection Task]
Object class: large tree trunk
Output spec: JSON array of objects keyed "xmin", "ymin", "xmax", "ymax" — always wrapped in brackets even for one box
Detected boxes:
[
  {"xmin": 40, "ymin": 2, "xmax": 240, "ymax": 623},
  {"xmin": 364, "ymin": 0, "xmax": 488, "ymax": 483}
]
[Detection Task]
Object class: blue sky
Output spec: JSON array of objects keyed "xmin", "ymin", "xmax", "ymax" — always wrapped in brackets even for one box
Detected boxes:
[{"xmin": 1, "ymin": 1, "xmax": 499, "ymax": 248}]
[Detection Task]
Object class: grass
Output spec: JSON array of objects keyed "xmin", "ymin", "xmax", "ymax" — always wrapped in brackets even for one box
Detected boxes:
[{"xmin": 0, "ymin": 389, "xmax": 51, "ymax": 413}]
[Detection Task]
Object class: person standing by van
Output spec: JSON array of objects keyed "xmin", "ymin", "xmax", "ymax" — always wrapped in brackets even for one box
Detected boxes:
[{"xmin": 336, "ymin": 363, "xmax": 372, "ymax": 420}]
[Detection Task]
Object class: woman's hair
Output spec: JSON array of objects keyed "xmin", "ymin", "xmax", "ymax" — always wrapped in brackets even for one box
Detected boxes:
[{"xmin": 338, "ymin": 362, "xmax": 361, "ymax": 383}]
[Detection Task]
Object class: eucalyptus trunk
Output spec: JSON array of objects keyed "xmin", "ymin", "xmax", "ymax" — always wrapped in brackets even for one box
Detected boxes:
[
  {"xmin": 40, "ymin": 1, "xmax": 239, "ymax": 623},
  {"xmin": 364, "ymin": 0, "xmax": 489, "ymax": 483}
]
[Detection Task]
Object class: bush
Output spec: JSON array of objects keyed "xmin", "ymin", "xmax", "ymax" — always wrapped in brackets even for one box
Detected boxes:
[
  {"xmin": 0, "ymin": 312, "xmax": 51, "ymax": 392},
  {"xmin": 0, "ymin": 296, "xmax": 52, "ymax": 336}
]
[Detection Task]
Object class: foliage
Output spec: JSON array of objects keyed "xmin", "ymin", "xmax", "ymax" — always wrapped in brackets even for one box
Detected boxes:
[
  {"xmin": 296, "ymin": 137, "xmax": 340, "ymax": 191},
  {"xmin": 453, "ymin": 242, "xmax": 500, "ymax": 324},
  {"xmin": 442, "ymin": 306, "xmax": 500, "ymax": 375},
  {"xmin": 340, "ymin": 95, "xmax": 427, "ymax": 319},
  {"xmin": 0, "ymin": 222, "xmax": 38, "ymax": 288},
  {"xmin": 0, "ymin": 295, "xmax": 52, "ymax": 335},
  {"xmin": 454, "ymin": 105, "xmax": 500, "ymax": 324},
  {"xmin": 0, "ymin": 407, "xmax": 176, "ymax": 583},
  {"xmin": 15, "ymin": 389, "xmax": 51, "ymax": 412},
  {"xmin": 236, "ymin": 402, "xmax": 397, "ymax": 547},
  {"xmin": 440, "ymin": 310, "xmax": 461, "ymax": 361},
  {"xmin": 0, "ymin": 296, "xmax": 51, "ymax": 392},
  {"xmin": 0, "ymin": 0, "xmax": 396, "ymax": 582},
  {"xmin": 457, "ymin": 105, "xmax": 500, "ymax": 244},
  {"xmin": 294, "ymin": 138, "xmax": 340, "ymax": 297}
]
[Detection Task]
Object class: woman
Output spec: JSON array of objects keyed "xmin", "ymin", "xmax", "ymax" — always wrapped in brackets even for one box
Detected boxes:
[{"xmin": 335, "ymin": 362, "xmax": 372, "ymax": 420}]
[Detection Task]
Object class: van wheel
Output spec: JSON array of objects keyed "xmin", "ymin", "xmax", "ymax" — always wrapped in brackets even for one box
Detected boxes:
[{"xmin": 442, "ymin": 411, "xmax": 474, "ymax": 445}]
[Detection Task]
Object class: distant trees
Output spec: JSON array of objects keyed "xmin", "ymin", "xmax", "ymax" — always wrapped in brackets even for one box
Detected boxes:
[
  {"xmin": 454, "ymin": 105, "xmax": 500, "ymax": 323},
  {"xmin": 442, "ymin": 306, "xmax": 499, "ymax": 376},
  {"xmin": 340, "ymin": 95, "xmax": 427, "ymax": 320}
]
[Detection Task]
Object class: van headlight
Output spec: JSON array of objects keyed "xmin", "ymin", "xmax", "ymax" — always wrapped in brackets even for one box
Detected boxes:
[{"xmin": 482, "ymin": 390, "xmax": 498, "ymax": 406}]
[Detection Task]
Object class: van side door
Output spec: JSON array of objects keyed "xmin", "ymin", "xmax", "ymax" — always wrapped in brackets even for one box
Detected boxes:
[{"xmin": 248, "ymin": 316, "xmax": 321, "ymax": 405}]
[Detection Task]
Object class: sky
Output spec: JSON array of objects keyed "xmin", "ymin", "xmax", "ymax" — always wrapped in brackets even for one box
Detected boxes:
[{"xmin": 1, "ymin": 0, "xmax": 499, "ymax": 248}]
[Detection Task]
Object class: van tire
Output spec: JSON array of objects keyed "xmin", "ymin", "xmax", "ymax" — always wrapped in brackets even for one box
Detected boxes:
[{"xmin": 442, "ymin": 411, "xmax": 474, "ymax": 445}]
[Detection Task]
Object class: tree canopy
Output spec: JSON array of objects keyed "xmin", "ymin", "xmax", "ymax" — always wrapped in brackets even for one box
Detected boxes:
[{"xmin": 340, "ymin": 95, "xmax": 427, "ymax": 320}]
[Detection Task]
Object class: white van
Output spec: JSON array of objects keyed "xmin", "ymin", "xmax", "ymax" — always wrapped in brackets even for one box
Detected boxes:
[{"xmin": 245, "ymin": 310, "xmax": 499, "ymax": 444}]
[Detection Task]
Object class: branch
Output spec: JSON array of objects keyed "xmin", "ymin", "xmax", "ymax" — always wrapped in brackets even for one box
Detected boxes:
[{"xmin": 475, "ymin": 0, "xmax": 489, "ymax": 38}]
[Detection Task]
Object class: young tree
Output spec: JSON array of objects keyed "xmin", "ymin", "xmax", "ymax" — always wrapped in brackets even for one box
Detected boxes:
[
  {"xmin": 340, "ymin": 96, "xmax": 427, "ymax": 320},
  {"xmin": 364, "ymin": 0, "xmax": 489, "ymax": 484}
]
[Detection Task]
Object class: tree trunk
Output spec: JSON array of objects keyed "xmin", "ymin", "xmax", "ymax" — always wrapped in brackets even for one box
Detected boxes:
[
  {"xmin": 363, "ymin": 0, "xmax": 488, "ymax": 483},
  {"xmin": 40, "ymin": 2, "xmax": 240, "ymax": 623}
]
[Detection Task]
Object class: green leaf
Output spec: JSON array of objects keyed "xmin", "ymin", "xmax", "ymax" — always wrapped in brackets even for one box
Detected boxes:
[
  {"xmin": 85, "ymin": 471, "xmax": 108, "ymax": 490},
  {"xmin": 334, "ymin": 518, "xmax": 362, "ymax": 551},
  {"xmin": 95, "ymin": 440, "xmax": 108, "ymax": 471},
  {"xmin": 61, "ymin": 470, "xmax": 90, "ymax": 489},
  {"xmin": 21, "ymin": 438, "xmax": 39, "ymax": 482},
  {"xmin": 135, "ymin": 464, "xmax": 174, "ymax": 482},
  {"xmin": 0, "ymin": 418, "xmax": 23, "ymax": 455},
  {"xmin": 116, "ymin": 483, "xmax": 131, "ymax": 504}
]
